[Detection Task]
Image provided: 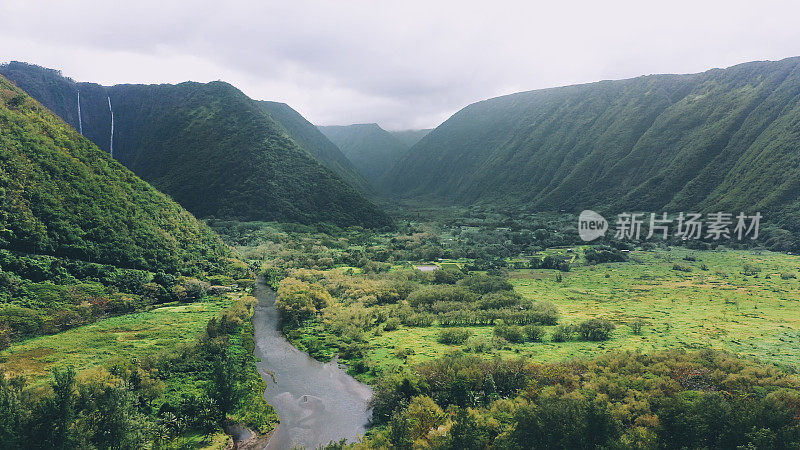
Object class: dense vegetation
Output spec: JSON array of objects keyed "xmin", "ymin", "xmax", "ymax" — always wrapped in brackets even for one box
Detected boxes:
[
  {"xmin": 0, "ymin": 62, "xmax": 390, "ymax": 228},
  {"xmin": 257, "ymin": 101, "xmax": 371, "ymax": 193},
  {"xmin": 0, "ymin": 74, "xmax": 232, "ymax": 273},
  {"xmin": 0, "ymin": 244, "xmax": 257, "ymax": 346},
  {"xmin": 385, "ymin": 57, "xmax": 800, "ymax": 247},
  {"xmin": 0, "ymin": 74, "xmax": 258, "ymax": 350},
  {"xmin": 0, "ymin": 76, "xmax": 272, "ymax": 447},
  {"xmin": 0, "ymin": 294, "xmax": 276, "ymax": 448},
  {"xmin": 213, "ymin": 211, "xmax": 800, "ymax": 449},
  {"xmin": 359, "ymin": 350, "xmax": 800, "ymax": 449},
  {"xmin": 319, "ymin": 123, "xmax": 412, "ymax": 188}
]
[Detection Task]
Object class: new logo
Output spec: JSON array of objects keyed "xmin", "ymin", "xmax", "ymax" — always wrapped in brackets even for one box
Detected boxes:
[{"xmin": 578, "ymin": 210, "xmax": 608, "ymax": 242}]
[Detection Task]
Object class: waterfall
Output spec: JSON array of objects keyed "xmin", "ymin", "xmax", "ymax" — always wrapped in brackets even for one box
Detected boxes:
[
  {"xmin": 76, "ymin": 91, "xmax": 83, "ymax": 135},
  {"xmin": 107, "ymin": 96, "xmax": 114, "ymax": 158}
]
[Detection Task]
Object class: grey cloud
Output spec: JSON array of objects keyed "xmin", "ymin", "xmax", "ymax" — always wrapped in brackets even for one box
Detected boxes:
[{"xmin": 2, "ymin": 0, "xmax": 800, "ymax": 129}]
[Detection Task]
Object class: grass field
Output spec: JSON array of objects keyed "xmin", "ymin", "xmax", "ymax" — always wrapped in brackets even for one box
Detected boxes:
[
  {"xmin": 0, "ymin": 299, "xmax": 232, "ymax": 384},
  {"xmin": 365, "ymin": 248, "xmax": 800, "ymax": 372}
]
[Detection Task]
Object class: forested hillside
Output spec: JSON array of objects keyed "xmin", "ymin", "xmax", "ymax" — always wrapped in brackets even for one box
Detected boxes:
[
  {"xmin": 0, "ymin": 74, "xmax": 230, "ymax": 273},
  {"xmin": 257, "ymin": 100, "xmax": 371, "ymax": 193},
  {"xmin": 319, "ymin": 123, "xmax": 410, "ymax": 187},
  {"xmin": 385, "ymin": 57, "xmax": 800, "ymax": 233},
  {"xmin": 0, "ymin": 62, "xmax": 390, "ymax": 228}
]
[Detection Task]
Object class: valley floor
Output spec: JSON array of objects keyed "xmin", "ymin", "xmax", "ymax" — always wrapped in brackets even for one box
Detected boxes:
[
  {"xmin": 364, "ymin": 249, "xmax": 800, "ymax": 371},
  {"xmin": 0, "ymin": 299, "xmax": 232, "ymax": 385}
]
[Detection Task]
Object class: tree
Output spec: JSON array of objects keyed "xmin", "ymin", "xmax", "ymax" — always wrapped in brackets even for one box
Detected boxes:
[
  {"xmin": 0, "ymin": 372, "xmax": 23, "ymax": 446},
  {"xmin": 51, "ymin": 366, "xmax": 77, "ymax": 449},
  {"xmin": 577, "ymin": 319, "xmax": 616, "ymax": 341},
  {"xmin": 275, "ymin": 277, "xmax": 332, "ymax": 326},
  {"xmin": 406, "ymin": 395, "xmax": 446, "ymax": 441},
  {"xmin": 446, "ymin": 407, "xmax": 488, "ymax": 450},
  {"xmin": 507, "ymin": 397, "xmax": 619, "ymax": 449},
  {"xmin": 386, "ymin": 409, "xmax": 414, "ymax": 450},
  {"xmin": 77, "ymin": 380, "xmax": 152, "ymax": 449},
  {"xmin": 208, "ymin": 348, "xmax": 242, "ymax": 420},
  {"xmin": 26, "ymin": 366, "xmax": 77, "ymax": 449}
]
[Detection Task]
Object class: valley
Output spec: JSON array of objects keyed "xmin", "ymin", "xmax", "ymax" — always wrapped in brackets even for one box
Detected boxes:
[
  {"xmin": 213, "ymin": 215, "xmax": 800, "ymax": 449},
  {"xmin": 1, "ymin": 54, "xmax": 799, "ymax": 449}
]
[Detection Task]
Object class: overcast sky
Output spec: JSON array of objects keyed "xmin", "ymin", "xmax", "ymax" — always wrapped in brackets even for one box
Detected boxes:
[{"xmin": 2, "ymin": 1, "xmax": 800, "ymax": 130}]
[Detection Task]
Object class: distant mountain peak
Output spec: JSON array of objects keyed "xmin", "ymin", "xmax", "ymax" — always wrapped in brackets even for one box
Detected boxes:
[{"xmin": 319, "ymin": 123, "xmax": 411, "ymax": 189}]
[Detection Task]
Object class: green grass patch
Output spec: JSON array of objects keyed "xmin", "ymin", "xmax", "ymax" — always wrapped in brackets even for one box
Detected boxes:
[
  {"xmin": 365, "ymin": 249, "xmax": 800, "ymax": 369},
  {"xmin": 0, "ymin": 299, "xmax": 232, "ymax": 384}
]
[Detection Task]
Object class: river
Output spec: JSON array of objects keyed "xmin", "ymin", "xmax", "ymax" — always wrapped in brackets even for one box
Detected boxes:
[{"xmin": 252, "ymin": 279, "xmax": 373, "ymax": 449}]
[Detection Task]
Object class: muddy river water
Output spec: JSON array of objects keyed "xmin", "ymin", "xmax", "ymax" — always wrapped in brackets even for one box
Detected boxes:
[{"xmin": 252, "ymin": 279, "xmax": 373, "ymax": 449}]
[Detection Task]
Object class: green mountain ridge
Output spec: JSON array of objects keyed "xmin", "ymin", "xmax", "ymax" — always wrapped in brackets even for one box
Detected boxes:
[
  {"xmin": 384, "ymin": 57, "xmax": 800, "ymax": 232},
  {"xmin": 0, "ymin": 62, "xmax": 390, "ymax": 228},
  {"xmin": 0, "ymin": 74, "xmax": 230, "ymax": 273},
  {"xmin": 256, "ymin": 100, "xmax": 372, "ymax": 193},
  {"xmin": 318, "ymin": 123, "xmax": 411, "ymax": 188}
]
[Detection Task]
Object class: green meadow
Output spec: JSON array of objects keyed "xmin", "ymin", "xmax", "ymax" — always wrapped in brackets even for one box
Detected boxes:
[
  {"xmin": 366, "ymin": 248, "xmax": 800, "ymax": 370},
  {"xmin": 0, "ymin": 299, "xmax": 232, "ymax": 384}
]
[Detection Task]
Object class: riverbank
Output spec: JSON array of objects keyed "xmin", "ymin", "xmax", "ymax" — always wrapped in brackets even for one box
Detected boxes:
[{"xmin": 252, "ymin": 278, "xmax": 373, "ymax": 449}]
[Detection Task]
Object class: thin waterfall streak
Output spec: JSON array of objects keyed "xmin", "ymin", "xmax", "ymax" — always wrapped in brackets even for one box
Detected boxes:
[
  {"xmin": 107, "ymin": 96, "xmax": 114, "ymax": 158},
  {"xmin": 77, "ymin": 91, "xmax": 83, "ymax": 135}
]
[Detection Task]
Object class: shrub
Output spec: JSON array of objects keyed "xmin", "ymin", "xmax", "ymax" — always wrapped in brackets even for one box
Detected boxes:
[
  {"xmin": 431, "ymin": 269, "xmax": 462, "ymax": 285},
  {"xmin": 523, "ymin": 325, "xmax": 545, "ymax": 342},
  {"xmin": 0, "ymin": 305, "xmax": 42, "ymax": 337},
  {"xmin": 631, "ymin": 319, "xmax": 646, "ymax": 335},
  {"xmin": 275, "ymin": 278, "xmax": 333, "ymax": 326},
  {"xmin": 529, "ymin": 301, "xmax": 559, "ymax": 325},
  {"xmin": 491, "ymin": 336, "xmax": 510, "ymax": 350},
  {"xmin": 406, "ymin": 286, "xmax": 477, "ymax": 308},
  {"xmin": 672, "ymin": 263, "xmax": 692, "ymax": 272},
  {"xmin": 395, "ymin": 348, "xmax": 415, "ymax": 359},
  {"xmin": 585, "ymin": 246, "xmax": 629, "ymax": 264},
  {"xmin": 478, "ymin": 291, "xmax": 521, "ymax": 309},
  {"xmin": 509, "ymin": 397, "xmax": 620, "ymax": 449},
  {"xmin": 402, "ymin": 313, "xmax": 435, "ymax": 327},
  {"xmin": 0, "ymin": 325, "xmax": 10, "ymax": 350},
  {"xmin": 457, "ymin": 275, "xmax": 513, "ymax": 294},
  {"xmin": 742, "ymin": 264, "xmax": 761, "ymax": 276},
  {"xmin": 182, "ymin": 278, "xmax": 211, "ymax": 301},
  {"xmin": 466, "ymin": 336, "xmax": 491, "ymax": 353},
  {"xmin": 780, "ymin": 272, "xmax": 796, "ymax": 280},
  {"xmin": 438, "ymin": 328, "xmax": 472, "ymax": 345},
  {"xmin": 153, "ymin": 271, "xmax": 177, "ymax": 287},
  {"xmin": 383, "ymin": 317, "xmax": 401, "ymax": 331},
  {"xmin": 107, "ymin": 269, "xmax": 150, "ymax": 294},
  {"xmin": 7, "ymin": 94, "xmax": 25, "ymax": 108},
  {"xmin": 551, "ymin": 324, "xmax": 575, "ymax": 342},
  {"xmin": 494, "ymin": 322, "xmax": 526, "ymax": 343},
  {"xmin": 531, "ymin": 255, "xmax": 571, "ymax": 271},
  {"xmin": 577, "ymin": 319, "xmax": 616, "ymax": 341}
]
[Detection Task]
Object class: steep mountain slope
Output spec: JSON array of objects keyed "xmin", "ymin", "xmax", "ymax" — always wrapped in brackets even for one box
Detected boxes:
[
  {"xmin": 0, "ymin": 62, "xmax": 390, "ymax": 228},
  {"xmin": 256, "ymin": 101, "xmax": 371, "ymax": 193},
  {"xmin": 0, "ymin": 74, "xmax": 231, "ymax": 273},
  {"xmin": 319, "ymin": 123, "xmax": 410, "ymax": 187},
  {"xmin": 385, "ymin": 57, "xmax": 800, "ymax": 222},
  {"xmin": 389, "ymin": 129, "xmax": 432, "ymax": 148}
]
